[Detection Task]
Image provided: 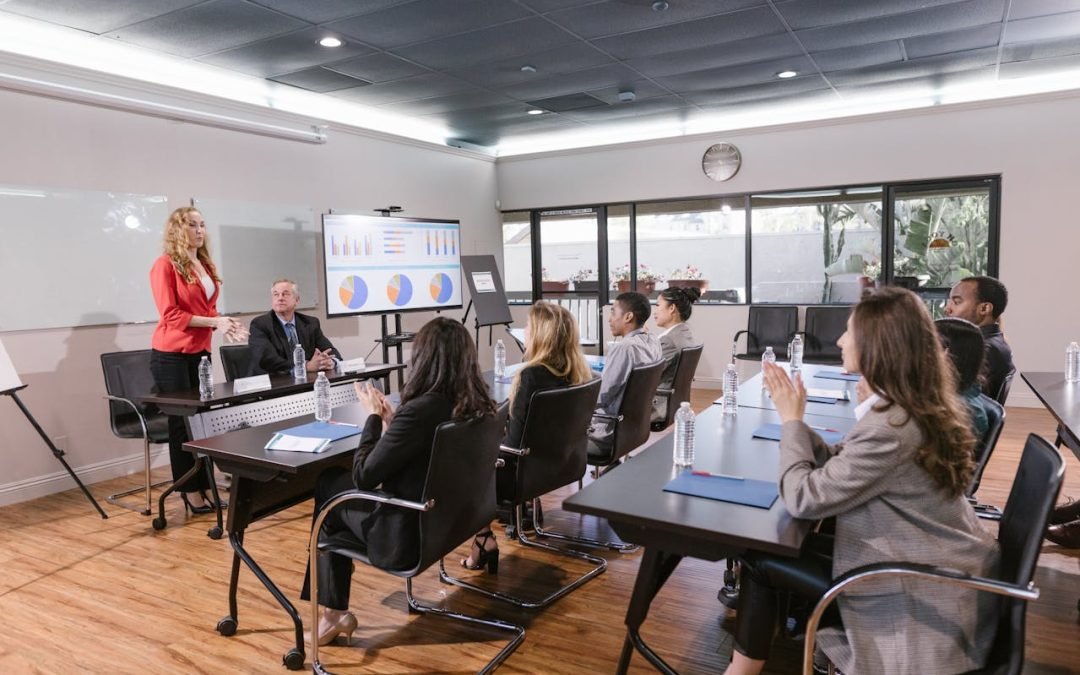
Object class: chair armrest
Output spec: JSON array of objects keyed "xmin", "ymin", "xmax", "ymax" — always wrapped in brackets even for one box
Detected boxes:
[
  {"xmin": 592, "ymin": 412, "xmax": 623, "ymax": 423},
  {"xmin": 103, "ymin": 394, "xmax": 150, "ymax": 439},
  {"xmin": 499, "ymin": 444, "xmax": 530, "ymax": 457},
  {"xmin": 655, "ymin": 387, "xmax": 674, "ymax": 397},
  {"xmin": 801, "ymin": 562, "xmax": 1039, "ymax": 675}
]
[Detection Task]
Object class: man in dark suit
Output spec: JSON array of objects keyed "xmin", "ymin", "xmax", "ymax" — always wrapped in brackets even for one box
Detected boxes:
[
  {"xmin": 944, "ymin": 275, "xmax": 1013, "ymax": 402},
  {"xmin": 248, "ymin": 279, "xmax": 341, "ymax": 376}
]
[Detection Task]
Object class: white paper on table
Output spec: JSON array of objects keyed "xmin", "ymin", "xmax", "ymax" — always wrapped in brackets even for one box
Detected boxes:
[
  {"xmin": 806, "ymin": 387, "xmax": 850, "ymax": 401},
  {"xmin": 264, "ymin": 434, "xmax": 331, "ymax": 453}
]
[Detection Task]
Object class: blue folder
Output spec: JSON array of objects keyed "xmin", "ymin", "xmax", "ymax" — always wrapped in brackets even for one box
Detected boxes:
[
  {"xmin": 813, "ymin": 370, "xmax": 861, "ymax": 382},
  {"xmin": 277, "ymin": 420, "xmax": 363, "ymax": 441},
  {"xmin": 752, "ymin": 422, "xmax": 845, "ymax": 445},
  {"xmin": 663, "ymin": 472, "xmax": 779, "ymax": 509},
  {"xmin": 805, "ymin": 395, "xmax": 837, "ymax": 404}
]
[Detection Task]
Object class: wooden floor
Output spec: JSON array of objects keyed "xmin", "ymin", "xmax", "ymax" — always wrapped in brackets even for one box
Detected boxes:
[{"xmin": 1, "ymin": 395, "xmax": 1079, "ymax": 674}]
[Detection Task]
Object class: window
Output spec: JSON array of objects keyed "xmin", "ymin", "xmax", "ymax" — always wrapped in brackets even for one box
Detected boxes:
[
  {"xmin": 538, "ymin": 208, "xmax": 598, "ymax": 298},
  {"xmin": 501, "ymin": 211, "xmax": 531, "ymax": 303},
  {"xmin": 751, "ymin": 188, "xmax": 882, "ymax": 304}
]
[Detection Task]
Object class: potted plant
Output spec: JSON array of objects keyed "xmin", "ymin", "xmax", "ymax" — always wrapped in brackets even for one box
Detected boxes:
[
  {"xmin": 540, "ymin": 267, "xmax": 570, "ymax": 292},
  {"xmin": 860, "ymin": 257, "xmax": 881, "ymax": 289},
  {"xmin": 570, "ymin": 268, "xmax": 598, "ymax": 292},
  {"xmin": 665, "ymin": 265, "xmax": 708, "ymax": 292},
  {"xmin": 611, "ymin": 263, "xmax": 663, "ymax": 295}
]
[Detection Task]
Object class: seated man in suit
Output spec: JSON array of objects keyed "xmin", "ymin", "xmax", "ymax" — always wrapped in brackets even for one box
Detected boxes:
[
  {"xmin": 248, "ymin": 279, "xmax": 341, "ymax": 375},
  {"xmin": 944, "ymin": 275, "xmax": 1013, "ymax": 402},
  {"xmin": 588, "ymin": 291, "xmax": 662, "ymax": 459}
]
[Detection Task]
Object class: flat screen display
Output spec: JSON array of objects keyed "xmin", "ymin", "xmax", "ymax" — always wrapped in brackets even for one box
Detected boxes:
[{"xmin": 322, "ymin": 213, "xmax": 463, "ymax": 316}]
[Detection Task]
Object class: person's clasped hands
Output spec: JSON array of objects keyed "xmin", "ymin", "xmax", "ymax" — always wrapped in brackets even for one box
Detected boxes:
[
  {"xmin": 354, "ymin": 380, "xmax": 393, "ymax": 432},
  {"xmin": 761, "ymin": 361, "xmax": 806, "ymax": 424},
  {"xmin": 217, "ymin": 316, "xmax": 249, "ymax": 343},
  {"xmin": 309, "ymin": 348, "xmax": 336, "ymax": 372}
]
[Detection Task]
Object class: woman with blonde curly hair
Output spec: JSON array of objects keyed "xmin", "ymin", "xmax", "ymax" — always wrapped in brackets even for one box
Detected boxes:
[
  {"xmin": 461, "ymin": 301, "xmax": 593, "ymax": 572},
  {"xmin": 149, "ymin": 206, "xmax": 246, "ymax": 513}
]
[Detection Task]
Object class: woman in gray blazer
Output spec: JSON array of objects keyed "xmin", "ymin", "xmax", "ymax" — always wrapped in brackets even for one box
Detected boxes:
[
  {"xmin": 650, "ymin": 286, "xmax": 700, "ymax": 422},
  {"xmin": 726, "ymin": 287, "xmax": 999, "ymax": 675}
]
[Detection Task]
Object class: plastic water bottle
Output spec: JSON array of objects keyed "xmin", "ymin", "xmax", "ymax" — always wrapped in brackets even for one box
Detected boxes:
[
  {"xmin": 1067, "ymin": 342, "xmax": 1080, "ymax": 383},
  {"xmin": 292, "ymin": 342, "xmax": 306, "ymax": 380},
  {"xmin": 790, "ymin": 333, "xmax": 804, "ymax": 376},
  {"xmin": 722, "ymin": 363, "xmax": 739, "ymax": 415},
  {"xmin": 198, "ymin": 355, "xmax": 213, "ymax": 400},
  {"xmin": 673, "ymin": 402, "xmax": 695, "ymax": 467},
  {"xmin": 314, "ymin": 371, "xmax": 332, "ymax": 422},
  {"xmin": 761, "ymin": 346, "xmax": 775, "ymax": 390},
  {"xmin": 494, "ymin": 339, "xmax": 507, "ymax": 382}
]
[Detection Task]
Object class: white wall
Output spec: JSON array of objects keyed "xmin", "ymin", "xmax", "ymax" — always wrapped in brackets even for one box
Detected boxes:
[
  {"xmin": 0, "ymin": 85, "xmax": 502, "ymax": 505},
  {"xmin": 496, "ymin": 92, "xmax": 1080, "ymax": 402}
]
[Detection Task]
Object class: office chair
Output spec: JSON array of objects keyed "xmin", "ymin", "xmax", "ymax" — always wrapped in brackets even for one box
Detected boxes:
[
  {"xmin": 995, "ymin": 365, "xmax": 1017, "ymax": 406},
  {"xmin": 733, "ymin": 305, "xmax": 798, "ymax": 361},
  {"xmin": 309, "ymin": 411, "xmax": 524, "ymax": 674},
  {"xmin": 803, "ymin": 433, "xmax": 1064, "ymax": 675},
  {"xmin": 652, "ymin": 344, "xmax": 704, "ymax": 432},
  {"xmin": 219, "ymin": 344, "xmax": 253, "ymax": 381},
  {"xmin": 100, "ymin": 349, "xmax": 171, "ymax": 515},
  {"xmin": 442, "ymin": 378, "xmax": 606, "ymax": 609},
  {"xmin": 801, "ymin": 305, "xmax": 851, "ymax": 365}
]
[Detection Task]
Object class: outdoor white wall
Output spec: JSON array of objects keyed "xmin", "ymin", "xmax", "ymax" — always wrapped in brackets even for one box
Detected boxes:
[
  {"xmin": 0, "ymin": 85, "xmax": 501, "ymax": 506},
  {"xmin": 496, "ymin": 92, "xmax": 1080, "ymax": 403}
]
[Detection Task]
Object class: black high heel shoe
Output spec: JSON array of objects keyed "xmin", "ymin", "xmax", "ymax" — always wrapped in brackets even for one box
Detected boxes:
[
  {"xmin": 200, "ymin": 489, "xmax": 227, "ymax": 510},
  {"xmin": 181, "ymin": 493, "xmax": 215, "ymax": 514},
  {"xmin": 461, "ymin": 530, "xmax": 499, "ymax": 574}
]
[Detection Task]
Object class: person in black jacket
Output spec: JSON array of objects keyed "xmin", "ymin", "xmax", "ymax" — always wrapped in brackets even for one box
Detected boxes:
[
  {"xmin": 462, "ymin": 301, "xmax": 594, "ymax": 571},
  {"xmin": 248, "ymin": 279, "xmax": 340, "ymax": 375},
  {"xmin": 300, "ymin": 318, "xmax": 496, "ymax": 645},
  {"xmin": 944, "ymin": 276, "xmax": 1013, "ymax": 402}
]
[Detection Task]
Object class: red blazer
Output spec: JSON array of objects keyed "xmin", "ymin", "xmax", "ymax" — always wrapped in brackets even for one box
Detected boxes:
[{"xmin": 150, "ymin": 254, "xmax": 220, "ymax": 354}]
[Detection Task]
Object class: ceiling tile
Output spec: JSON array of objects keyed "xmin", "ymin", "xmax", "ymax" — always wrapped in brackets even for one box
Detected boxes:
[
  {"xmin": 327, "ymin": 0, "xmax": 531, "ymax": 50},
  {"xmin": 811, "ymin": 41, "xmax": 904, "ymax": 72},
  {"xmin": 1008, "ymin": 0, "xmax": 1080, "ymax": 21},
  {"xmin": 1002, "ymin": 35, "xmax": 1080, "ymax": 62},
  {"xmin": 378, "ymin": 91, "xmax": 519, "ymax": 116},
  {"xmin": 903, "ymin": 23, "xmax": 1001, "ymax": 59},
  {"xmin": 514, "ymin": 0, "xmax": 592, "ymax": 11},
  {"xmin": 198, "ymin": 27, "xmax": 373, "ymax": 77},
  {"xmin": 527, "ymin": 92, "xmax": 609, "ymax": 112},
  {"xmin": 269, "ymin": 67, "xmax": 371, "ymax": 93},
  {"xmin": 501, "ymin": 63, "xmax": 642, "ymax": 100},
  {"xmin": 656, "ymin": 56, "xmax": 817, "ymax": 94},
  {"xmin": 329, "ymin": 72, "xmax": 481, "ymax": 105},
  {"xmin": 772, "ymin": 0, "xmax": 969, "ymax": 30},
  {"xmin": 0, "ymin": 0, "xmax": 204, "ymax": 34},
  {"xmin": 109, "ymin": 0, "xmax": 307, "ymax": 58},
  {"xmin": 247, "ymin": 0, "xmax": 413, "ymax": 23},
  {"xmin": 795, "ymin": 0, "xmax": 1006, "ymax": 52},
  {"xmin": 394, "ymin": 17, "xmax": 580, "ymax": 69},
  {"xmin": 998, "ymin": 51, "xmax": 1080, "ymax": 77},
  {"xmin": 1004, "ymin": 11, "xmax": 1080, "ymax": 44},
  {"xmin": 831, "ymin": 67, "xmax": 997, "ymax": 97},
  {"xmin": 591, "ymin": 5, "xmax": 787, "ymax": 60},
  {"xmin": 683, "ymin": 75, "xmax": 833, "ymax": 106},
  {"xmin": 448, "ymin": 43, "xmax": 615, "ymax": 89},
  {"xmin": 584, "ymin": 80, "xmax": 673, "ymax": 105},
  {"xmin": 326, "ymin": 53, "xmax": 430, "ymax": 83},
  {"xmin": 825, "ymin": 48, "xmax": 999, "ymax": 87},
  {"xmin": 557, "ymin": 95, "xmax": 691, "ymax": 122},
  {"xmin": 546, "ymin": 0, "xmax": 764, "ymax": 39},
  {"xmin": 626, "ymin": 33, "xmax": 804, "ymax": 78}
]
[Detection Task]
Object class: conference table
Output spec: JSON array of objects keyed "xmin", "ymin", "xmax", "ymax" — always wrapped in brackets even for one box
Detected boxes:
[
  {"xmin": 1022, "ymin": 371, "xmax": 1080, "ymax": 461},
  {"xmin": 563, "ymin": 365, "xmax": 860, "ymax": 674}
]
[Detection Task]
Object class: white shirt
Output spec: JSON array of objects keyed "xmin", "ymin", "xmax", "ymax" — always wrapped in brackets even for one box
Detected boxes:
[
  {"xmin": 199, "ymin": 273, "xmax": 215, "ymax": 300},
  {"xmin": 854, "ymin": 392, "xmax": 882, "ymax": 421}
]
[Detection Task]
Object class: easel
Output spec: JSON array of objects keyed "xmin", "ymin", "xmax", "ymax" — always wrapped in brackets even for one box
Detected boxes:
[
  {"xmin": 2, "ymin": 385, "xmax": 107, "ymax": 519},
  {"xmin": 460, "ymin": 254, "xmax": 516, "ymax": 350},
  {"xmin": 461, "ymin": 299, "xmax": 515, "ymax": 350}
]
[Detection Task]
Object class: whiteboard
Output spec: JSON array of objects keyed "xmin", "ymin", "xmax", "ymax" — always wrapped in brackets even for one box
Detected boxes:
[
  {"xmin": 0, "ymin": 184, "xmax": 170, "ymax": 331},
  {"xmin": 193, "ymin": 198, "xmax": 318, "ymax": 314},
  {"xmin": 0, "ymin": 338, "xmax": 23, "ymax": 392}
]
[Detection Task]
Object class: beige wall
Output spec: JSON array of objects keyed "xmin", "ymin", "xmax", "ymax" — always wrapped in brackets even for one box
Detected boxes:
[
  {"xmin": 496, "ymin": 92, "xmax": 1080, "ymax": 401},
  {"xmin": 0, "ymin": 86, "xmax": 501, "ymax": 506}
]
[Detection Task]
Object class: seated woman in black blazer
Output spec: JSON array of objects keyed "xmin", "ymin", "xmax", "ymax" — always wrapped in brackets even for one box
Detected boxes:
[
  {"xmin": 461, "ymin": 301, "xmax": 593, "ymax": 572},
  {"xmin": 301, "ymin": 317, "xmax": 497, "ymax": 646}
]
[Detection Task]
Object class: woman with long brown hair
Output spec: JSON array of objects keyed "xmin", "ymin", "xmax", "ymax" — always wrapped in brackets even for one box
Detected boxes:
[
  {"xmin": 726, "ymin": 287, "xmax": 999, "ymax": 675},
  {"xmin": 301, "ymin": 317, "xmax": 497, "ymax": 645},
  {"xmin": 149, "ymin": 206, "xmax": 246, "ymax": 512},
  {"xmin": 461, "ymin": 301, "xmax": 593, "ymax": 572}
]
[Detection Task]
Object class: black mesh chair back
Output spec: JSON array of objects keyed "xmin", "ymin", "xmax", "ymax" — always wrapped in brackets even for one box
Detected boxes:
[
  {"xmin": 802, "ymin": 305, "xmax": 851, "ymax": 365},
  {"xmin": 734, "ymin": 305, "xmax": 797, "ymax": 361},
  {"xmin": 978, "ymin": 433, "xmax": 1064, "ymax": 673},
  {"xmin": 219, "ymin": 344, "xmax": 253, "ymax": 382},
  {"xmin": 590, "ymin": 360, "xmax": 666, "ymax": 466},
  {"xmin": 967, "ymin": 395, "xmax": 1005, "ymax": 497},
  {"xmin": 515, "ymin": 378, "xmax": 602, "ymax": 503},
  {"xmin": 100, "ymin": 349, "xmax": 169, "ymax": 443},
  {"xmin": 995, "ymin": 365, "xmax": 1016, "ymax": 405},
  {"xmin": 653, "ymin": 345, "xmax": 704, "ymax": 431}
]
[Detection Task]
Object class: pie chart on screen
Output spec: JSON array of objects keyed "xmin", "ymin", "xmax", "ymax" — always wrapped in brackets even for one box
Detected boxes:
[
  {"xmin": 387, "ymin": 274, "xmax": 413, "ymax": 306},
  {"xmin": 429, "ymin": 273, "xmax": 453, "ymax": 303},
  {"xmin": 339, "ymin": 276, "xmax": 368, "ymax": 310}
]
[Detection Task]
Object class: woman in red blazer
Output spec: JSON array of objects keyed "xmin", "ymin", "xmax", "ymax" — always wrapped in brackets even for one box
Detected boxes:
[{"xmin": 149, "ymin": 206, "xmax": 246, "ymax": 512}]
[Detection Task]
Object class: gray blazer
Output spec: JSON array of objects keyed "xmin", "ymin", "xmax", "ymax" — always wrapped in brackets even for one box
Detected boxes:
[
  {"xmin": 651, "ymin": 322, "xmax": 696, "ymax": 422},
  {"xmin": 780, "ymin": 407, "xmax": 999, "ymax": 675}
]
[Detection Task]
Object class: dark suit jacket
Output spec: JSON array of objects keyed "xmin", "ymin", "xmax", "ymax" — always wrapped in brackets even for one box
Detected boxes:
[
  {"xmin": 247, "ymin": 311, "xmax": 340, "ymax": 376},
  {"xmin": 980, "ymin": 323, "xmax": 1013, "ymax": 401},
  {"xmin": 352, "ymin": 392, "xmax": 452, "ymax": 571}
]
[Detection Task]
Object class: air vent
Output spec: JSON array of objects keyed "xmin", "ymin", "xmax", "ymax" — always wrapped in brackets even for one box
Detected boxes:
[
  {"xmin": 269, "ymin": 67, "xmax": 371, "ymax": 93},
  {"xmin": 525, "ymin": 92, "xmax": 608, "ymax": 113}
]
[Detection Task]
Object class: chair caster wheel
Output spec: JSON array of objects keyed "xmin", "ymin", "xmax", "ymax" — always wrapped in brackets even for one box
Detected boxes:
[
  {"xmin": 208, "ymin": 526, "xmax": 223, "ymax": 540},
  {"xmin": 216, "ymin": 616, "xmax": 237, "ymax": 636},
  {"xmin": 505, "ymin": 525, "xmax": 517, "ymax": 540},
  {"xmin": 283, "ymin": 647, "xmax": 305, "ymax": 670},
  {"xmin": 152, "ymin": 517, "xmax": 166, "ymax": 530}
]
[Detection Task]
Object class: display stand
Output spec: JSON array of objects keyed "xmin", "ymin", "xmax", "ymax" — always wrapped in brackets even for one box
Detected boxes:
[
  {"xmin": 379, "ymin": 313, "xmax": 413, "ymax": 391},
  {"xmin": 460, "ymin": 255, "xmax": 515, "ymax": 348}
]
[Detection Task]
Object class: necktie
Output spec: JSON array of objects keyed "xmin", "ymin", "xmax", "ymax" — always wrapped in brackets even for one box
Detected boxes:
[{"xmin": 284, "ymin": 322, "xmax": 298, "ymax": 350}]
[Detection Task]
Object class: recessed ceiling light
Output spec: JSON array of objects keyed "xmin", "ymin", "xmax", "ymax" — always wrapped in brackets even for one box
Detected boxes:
[
  {"xmin": 527, "ymin": 109, "xmax": 544, "ymax": 115},
  {"xmin": 777, "ymin": 70, "xmax": 798, "ymax": 79},
  {"xmin": 318, "ymin": 37, "xmax": 343, "ymax": 48},
  {"xmin": 652, "ymin": 0, "xmax": 670, "ymax": 11},
  {"xmin": 520, "ymin": 64, "xmax": 537, "ymax": 73}
]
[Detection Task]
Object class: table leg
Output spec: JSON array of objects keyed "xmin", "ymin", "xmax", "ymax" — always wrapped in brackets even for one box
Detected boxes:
[
  {"xmin": 616, "ymin": 547, "xmax": 683, "ymax": 675},
  {"xmin": 152, "ymin": 456, "xmax": 206, "ymax": 531}
]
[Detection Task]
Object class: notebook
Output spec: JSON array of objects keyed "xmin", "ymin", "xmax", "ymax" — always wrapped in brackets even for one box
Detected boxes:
[
  {"xmin": 752, "ymin": 422, "xmax": 845, "ymax": 445},
  {"xmin": 663, "ymin": 472, "xmax": 779, "ymax": 509},
  {"xmin": 265, "ymin": 420, "xmax": 362, "ymax": 453},
  {"xmin": 813, "ymin": 369, "xmax": 861, "ymax": 382}
]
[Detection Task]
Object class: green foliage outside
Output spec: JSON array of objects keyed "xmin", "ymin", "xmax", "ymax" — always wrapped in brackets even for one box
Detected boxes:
[{"xmin": 894, "ymin": 193, "xmax": 990, "ymax": 288}]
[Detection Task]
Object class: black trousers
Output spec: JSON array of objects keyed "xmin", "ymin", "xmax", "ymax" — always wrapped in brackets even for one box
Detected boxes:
[
  {"xmin": 149, "ymin": 349, "xmax": 210, "ymax": 493},
  {"xmin": 300, "ymin": 467, "xmax": 374, "ymax": 611},
  {"xmin": 733, "ymin": 533, "xmax": 843, "ymax": 660}
]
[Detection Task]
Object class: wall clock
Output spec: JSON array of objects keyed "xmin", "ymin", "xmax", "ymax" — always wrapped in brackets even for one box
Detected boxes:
[{"xmin": 702, "ymin": 143, "xmax": 741, "ymax": 182}]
